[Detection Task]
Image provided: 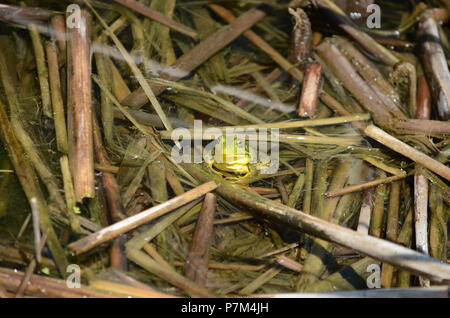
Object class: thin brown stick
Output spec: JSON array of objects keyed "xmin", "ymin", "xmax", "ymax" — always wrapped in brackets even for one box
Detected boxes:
[
  {"xmin": 67, "ymin": 10, "xmax": 95, "ymax": 201},
  {"xmin": 111, "ymin": 0, "xmax": 197, "ymax": 38},
  {"xmin": 68, "ymin": 182, "xmax": 217, "ymax": 255},
  {"xmin": 121, "ymin": 6, "xmax": 268, "ymax": 109},
  {"xmin": 325, "ymin": 174, "xmax": 408, "ymax": 198},
  {"xmin": 184, "ymin": 193, "xmax": 216, "ymax": 285}
]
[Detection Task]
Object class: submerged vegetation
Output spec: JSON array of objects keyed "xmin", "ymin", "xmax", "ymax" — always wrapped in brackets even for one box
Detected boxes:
[{"xmin": 0, "ymin": 0, "xmax": 449, "ymax": 298}]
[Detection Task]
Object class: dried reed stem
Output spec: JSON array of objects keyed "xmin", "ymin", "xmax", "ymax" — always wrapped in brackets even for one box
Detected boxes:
[{"xmin": 67, "ymin": 10, "xmax": 95, "ymax": 201}]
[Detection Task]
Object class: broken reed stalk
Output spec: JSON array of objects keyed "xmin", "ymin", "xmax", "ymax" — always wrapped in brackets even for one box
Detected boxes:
[
  {"xmin": 364, "ymin": 125, "xmax": 450, "ymax": 182},
  {"xmin": 0, "ymin": 101, "xmax": 68, "ymax": 276},
  {"xmin": 182, "ymin": 164, "xmax": 450, "ymax": 283},
  {"xmin": 68, "ymin": 182, "xmax": 217, "ymax": 255},
  {"xmin": 298, "ymin": 63, "xmax": 321, "ymax": 118},
  {"xmin": 46, "ymin": 41, "xmax": 69, "ymax": 154},
  {"xmin": 28, "ymin": 23, "xmax": 52, "ymax": 118},
  {"xmin": 121, "ymin": 6, "xmax": 268, "ymax": 109},
  {"xmin": 325, "ymin": 173, "xmax": 409, "ymax": 198},
  {"xmin": 315, "ymin": 0, "xmax": 399, "ymax": 66},
  {"xmin": 420, "ymin": 12, "xmax": 450, "ymax": 120},
  {"xmin": 184, "ymin": 193, "xmax": 217, "ymax": 285},
  {"xmin": 208, "ymin": 4, "xmax": 304, "ymax": 82},
  {"xmin": 67, "ymin": 10, "xmax": 95, "ymax": 201},
  {"xmin": 288, "ymin": 7, "xmax": 312, "ymax": 67},
  {"xmin": 111, "ymin": 0, "xmax": 197, "ymax": 38}
]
